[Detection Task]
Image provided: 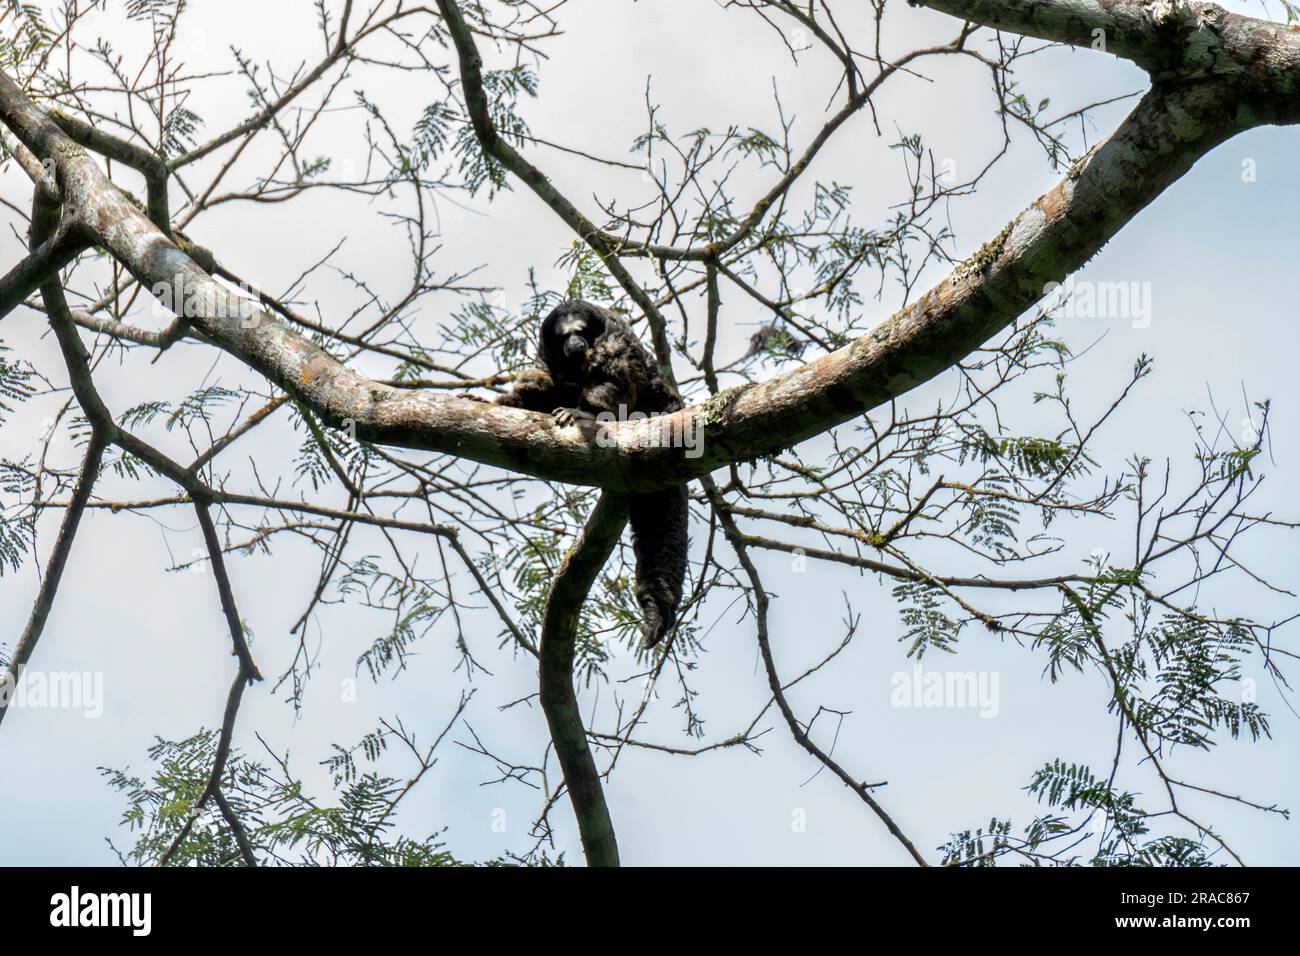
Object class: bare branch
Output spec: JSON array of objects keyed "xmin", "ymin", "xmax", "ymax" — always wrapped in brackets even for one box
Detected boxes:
[{"xmin": 538, "ymin": 492, "xmax": 629, "ymax": 867}]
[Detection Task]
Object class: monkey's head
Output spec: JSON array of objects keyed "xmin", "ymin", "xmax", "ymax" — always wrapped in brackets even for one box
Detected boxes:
[{"xmin": 539, "ymin": 300, "xmax": 608, "ymax": 376}]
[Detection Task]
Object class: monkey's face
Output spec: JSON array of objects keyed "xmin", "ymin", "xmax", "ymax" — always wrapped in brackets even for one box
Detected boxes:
[
  {"xmin": 543, "ymin": 305, "xmax": 606, "ymax": 374},
  {"xmin": 558, "ymin": 316, "xmax": 593, "ymax": 360}
]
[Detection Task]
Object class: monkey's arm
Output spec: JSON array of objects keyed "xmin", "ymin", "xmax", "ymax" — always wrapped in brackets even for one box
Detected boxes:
[
  {"xmin": 493, "ymin": 368, "xmax": 596, "ymax": 427},
  {"xmin": 494, "ymin": 368, "xmax": 565, "ymax": 412}
]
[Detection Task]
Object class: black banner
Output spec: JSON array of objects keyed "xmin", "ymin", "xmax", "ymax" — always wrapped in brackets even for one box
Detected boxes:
[{"xmin": 0, "ymin": 865, "xmax": 1287, "ymax": 940}]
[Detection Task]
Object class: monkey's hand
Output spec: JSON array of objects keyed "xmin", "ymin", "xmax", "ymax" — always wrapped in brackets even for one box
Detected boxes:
[{"xmin": 552, "ymin": 407, "xmax": 595, "ymax": 428}]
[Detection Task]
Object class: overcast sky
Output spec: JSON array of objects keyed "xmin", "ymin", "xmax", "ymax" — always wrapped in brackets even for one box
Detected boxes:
[{"xmin": 1, "ymin": 0, "xmax": 1297, "ymax": 866}]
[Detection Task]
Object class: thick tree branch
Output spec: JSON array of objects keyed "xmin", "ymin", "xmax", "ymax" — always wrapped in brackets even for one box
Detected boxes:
[
  {"xmin": 915, "ymin": 0, "xmax": 1300, "ymax": 96},
  {"xmin": 0, "ymin": 233, "xmax": 83, "ymax": 319},
  {"xmin": 2, "ymin": 6, "xmax": 1297, "ymax": 494},
  {"xmin": 539, "ymin": 492, "xmax": 629, "ymax": 867},
  {"xmin": 48, "ymin": 109, "xmax": 170, "ymax": 228}
]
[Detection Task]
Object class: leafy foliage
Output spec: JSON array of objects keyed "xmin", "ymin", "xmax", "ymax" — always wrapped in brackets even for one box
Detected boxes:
[
  {"xmin": 339, "ymin": 557, "xmax": 450, "ymax": 681},
  {"xmin": 0, "ymin": 3, "xmax": 49, "ymax": 70},
  {"xmin": 102, "ymin": 730, "xmax": 468, "ymax": 867},
  {"xmin": 0, "ymin": 342, "xmax": 35, "ymax": 425},
  {"xmin": 425, "ymin": 65, "xmax": 538, "ymax": 197},
  {"xmin": 942, "ymin": 761, "xmax": 1226, "ymax": 867},
  {"xmin": 893, "ymin": 581, "xmax": 962, "ymax": 657}
]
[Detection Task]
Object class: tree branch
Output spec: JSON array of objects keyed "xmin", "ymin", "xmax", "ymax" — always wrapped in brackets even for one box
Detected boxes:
[
  {"xmin": 48, "ymin": 108, "xmax": 170, "ymax": 229},
  {"xmin": 0, "ymin": 434, "xmax": 105, "ymax": 729},
  {"xmin": 0, "ymin": 233, "xmax": 83, "ymax": 320},
  {"xmin": 1, "ymin": 8, "xmax": 1296, "ymax": 492},
  {"xmin": 539, "ymin": 492, "xmax": 629, "ymax": 867},
  {"xmin": 705, "ymin": 478, "xmax": 930, "ymax": 865},
  {"xmin": 915, "ymin": 0, "xmax": 1300, "ymax": 94}
]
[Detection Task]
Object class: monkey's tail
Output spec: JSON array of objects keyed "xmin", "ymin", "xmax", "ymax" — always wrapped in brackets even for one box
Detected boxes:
[{"xmin": 628, "ymin": 484, "xmax": 689, "ymax": 647}]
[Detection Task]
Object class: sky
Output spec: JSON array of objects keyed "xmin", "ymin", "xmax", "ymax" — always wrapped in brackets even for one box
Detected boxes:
[{"xmin": 0, "ymin": 0, "xmax": 1297, "ymax": 866}]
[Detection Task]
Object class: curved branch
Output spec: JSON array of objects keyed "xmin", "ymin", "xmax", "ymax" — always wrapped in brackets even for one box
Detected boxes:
[
  {"xmin": 0, "ymin": 231, "xmax": 83, "ymax": 319},
  {"xmin": 1, "ymin": 8, "xmax": 1296, "ymax": 493},
  {"xmin": 433, "ymin": 0, "xmax": 681, "ymax": 381},
  {"xmin": 539, "ymin": 492, "xmax": 629, "ymax": 867},
  {"xmin": 48, "ymin": 109, "xmax": 170, "ymax": 228}
]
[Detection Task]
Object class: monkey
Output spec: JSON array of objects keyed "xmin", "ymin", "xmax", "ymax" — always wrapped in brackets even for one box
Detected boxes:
[{"xmin": 491, "ymin": 300, "xmax": 688, "ymax": 647}]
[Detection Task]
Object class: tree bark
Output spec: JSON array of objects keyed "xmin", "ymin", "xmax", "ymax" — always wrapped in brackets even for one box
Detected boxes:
[{"xmin": 539, "ymin": 493, "xmax": 629, "ymax": 867}]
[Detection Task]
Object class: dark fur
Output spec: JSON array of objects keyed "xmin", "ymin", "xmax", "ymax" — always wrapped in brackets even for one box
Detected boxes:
[{"xmin": 496, "ymin": 300, "xmax": 688, "ymax": 646}]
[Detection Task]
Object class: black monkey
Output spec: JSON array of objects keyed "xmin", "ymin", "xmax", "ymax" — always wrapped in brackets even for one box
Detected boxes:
[{"xmin": 494, "ymin": 300, "xmax": 688, "ymax": 646}]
